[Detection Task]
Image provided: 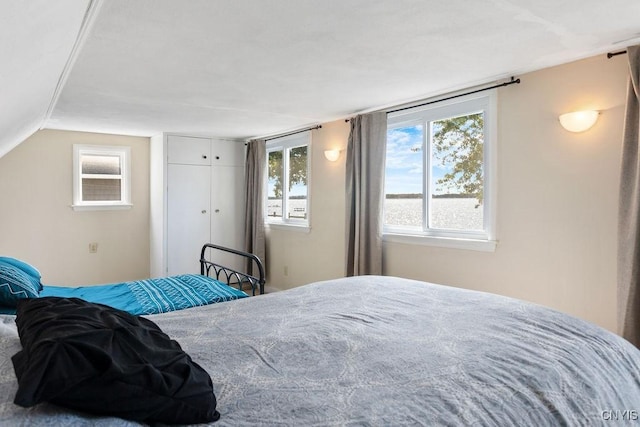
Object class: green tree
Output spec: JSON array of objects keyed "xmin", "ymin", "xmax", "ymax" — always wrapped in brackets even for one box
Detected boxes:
[
  {"xmin": 268, "ymin": 150, "xmax": 283, "ymax": 197},
  {"xmin": 268, "ymin": 146, "xmax": 308, "ymax": 198},
  {"xmin": 432, "ymin": 113, "xmax": 484, "ymax": 207}
]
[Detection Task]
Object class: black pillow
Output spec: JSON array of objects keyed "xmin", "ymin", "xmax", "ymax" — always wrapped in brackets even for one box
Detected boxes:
[{"xmin": 11, "ymin": 297, "xmax": 220, "ymax": 424}]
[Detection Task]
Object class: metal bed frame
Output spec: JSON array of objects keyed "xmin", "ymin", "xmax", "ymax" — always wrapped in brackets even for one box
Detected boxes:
[{"xmin": 199, "ymin": 243, "xmax": 265, "ymax": 295}]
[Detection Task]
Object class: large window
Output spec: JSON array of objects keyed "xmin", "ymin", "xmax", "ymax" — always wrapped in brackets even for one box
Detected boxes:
[
  {"xmin": 266, "ymin": 132, "xmax": 310, "ymax": 228},
  {"xmin": 72, "ymin": 145, "xmax": 131, "ymax": 210},
  {"xmin": 384, "ymin": 92, "xmax": 496, "ymax": 250}
]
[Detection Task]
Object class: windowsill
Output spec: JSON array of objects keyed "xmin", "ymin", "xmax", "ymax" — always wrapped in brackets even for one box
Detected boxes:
[
  {"xmin": 71, "ymin": 204, "xmax": 133, "ymax": 212},
  {"xmin": 265, "ymin": 222, "xmax": 310, "ymax": 233},
  {"xmin": 383, "ymin": 232, "xmax": 497, "ymax": 252}
]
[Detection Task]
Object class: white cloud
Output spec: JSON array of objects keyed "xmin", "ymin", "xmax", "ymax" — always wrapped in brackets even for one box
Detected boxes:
[{"xmin": 386, "ymin": 126, "xmax": 423, "ymax": 170}]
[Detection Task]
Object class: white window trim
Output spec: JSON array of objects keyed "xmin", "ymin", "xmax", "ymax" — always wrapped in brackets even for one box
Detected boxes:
[
  {"xmin": 265, "ymin": 132, "xmax": 311, "ymax": 230},
  {"xmin": 383, "ymin": 233, "xmax": 497, "ymax": 252},
  {"xmin": 384, "ymin": 91, "xmax": 497, "ymax": 252},
  {"xmin": 265, "ymin": 222, "xmax": 311, "ymax": 233},
  {"xmin": 72, "ymin": 144, "xmax": 132, "ymax": 211}
]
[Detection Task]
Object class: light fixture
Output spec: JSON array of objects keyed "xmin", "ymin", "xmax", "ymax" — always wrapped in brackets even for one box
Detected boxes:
[
  {"xmin": 558, "ymin": 110, "xmax": 599, "ymax": 133},
  {"xmin": 324, "ymin": 149, "xmax": 340, "ymax": 162}
]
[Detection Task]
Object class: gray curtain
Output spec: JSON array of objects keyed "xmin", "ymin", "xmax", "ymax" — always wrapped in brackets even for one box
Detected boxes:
[
  {"xmin": 618, "ymin": 45, "xmax": 640, "ymax": 347},
  {"xmin": 345, "ymin": 112, "xmax": 387, "ymax": 276},
  {"xmin": 244, "ymin": 139, "xmax": 266, "ymax": 275}
]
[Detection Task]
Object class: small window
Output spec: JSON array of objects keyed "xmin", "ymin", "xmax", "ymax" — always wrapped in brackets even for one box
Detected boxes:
[
  {"xmin": 72, "ymin": 145, "xmax": 132, "ymax": 210},
  {"xmin": 265, "ymin": 132, "xmax": 310, "ymax": 228},
  {"xmin": 384, "ymin": 92, "xmax": 496, "ymax": 251}
]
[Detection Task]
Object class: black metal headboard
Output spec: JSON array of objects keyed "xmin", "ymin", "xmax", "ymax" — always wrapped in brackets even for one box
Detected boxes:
[{"xmin": 199, "ymin": 243, "xmax": 265, "ymax": 295}]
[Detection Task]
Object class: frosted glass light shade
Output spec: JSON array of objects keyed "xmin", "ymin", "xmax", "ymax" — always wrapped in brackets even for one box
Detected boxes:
[
  {"xmin": 558, "ymin": 110, "xmax": 599, "ymax": 133},
  {"xmin": 324, "ymin": 149, "xmax": 340, "ymax": 162}
]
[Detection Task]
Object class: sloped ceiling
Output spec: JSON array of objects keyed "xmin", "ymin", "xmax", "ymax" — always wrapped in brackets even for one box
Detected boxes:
[
  {"xmin": 0, "ymin": 0, "xmax": 91, "ymax": 157},
  {"xmin": 2, "ymin": 0, "xmax": 640, "ymax": 156}
]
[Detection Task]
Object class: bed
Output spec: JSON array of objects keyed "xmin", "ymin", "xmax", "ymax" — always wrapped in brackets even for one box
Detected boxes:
[
  {"xmin": 1, "ymin": 274, "xmax": 639, "ymax": 426},
  {"xmin": 0, "ymin": 243, "xmax": 265, "ymax": 316}
]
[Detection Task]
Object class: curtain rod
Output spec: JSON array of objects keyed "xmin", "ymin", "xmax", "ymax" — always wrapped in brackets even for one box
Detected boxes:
[
  {"xmin": 262, "ymin": 125, "xmax": 322, "ymax": 142},
  {"xmin": 607, "ymin": 50, "xmax": 627, "ymax": 59},
  {"xmin": 345, "ymin": 76, "xmax": 520, "ymax": 122},
  {"xmin": 389, "ymin": 76, "xmax": 520, "ymax": 114}
]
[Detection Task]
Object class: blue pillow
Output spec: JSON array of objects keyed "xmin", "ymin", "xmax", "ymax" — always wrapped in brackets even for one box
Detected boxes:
[
  {"xmin": 0, "ymin": 261, "xmax": 41, "ymax": 307},
  {"xmin": 0, "ymin": 257, "xmax": 42, "ymax": 291}
]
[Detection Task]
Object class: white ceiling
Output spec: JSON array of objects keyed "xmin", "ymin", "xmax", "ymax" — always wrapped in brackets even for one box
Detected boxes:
[{"xmin": 2, "ymin": 0, "xmax": 640, "ymax": 156}]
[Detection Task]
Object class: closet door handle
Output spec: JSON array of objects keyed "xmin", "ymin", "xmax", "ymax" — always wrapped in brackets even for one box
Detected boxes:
[
  {"xmin": 201, "ymin": 210, "xmax": 207, "ymax": 214},
  {"xmin": 214, "ymin": 209, "xmax": 220, "ymax": 213},
  {"xmin": 202, "ymin": 155, "xmax": 208, "ymax": 159}
]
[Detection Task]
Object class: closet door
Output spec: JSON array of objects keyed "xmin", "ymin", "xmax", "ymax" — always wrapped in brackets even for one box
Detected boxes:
[
  {"xmin": 211, "ymin": 139, "xmax": 244, "ymax": 166},
  {"xmin": 210, "ymin": 165, "xmax": 245, "ymax": 271},
  {"xmin": 209, "ymin": 140, "xmax": 245, "ymax": 271},
  {"xmin": 167, "ymin": 135, "xmax": 211, "ymax": 165},
  {"xmin": 167, "ymin": 164, "xmax": 211, "ymax": 275}
]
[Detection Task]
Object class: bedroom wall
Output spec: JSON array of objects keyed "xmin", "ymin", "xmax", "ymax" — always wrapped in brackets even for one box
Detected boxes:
[
  {"xmin": 266, "ymin": 119, "xmax": 349, "ymax": 288},
  {"xmin": 266, "ymin": 53, "xmax": 628, "ymax": 333},
  {"xmin": 0, "ymin": 129, "xmax": 150, "ymax": 286}
]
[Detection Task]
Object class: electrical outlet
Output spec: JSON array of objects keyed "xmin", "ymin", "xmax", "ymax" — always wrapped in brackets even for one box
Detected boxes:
[{"xmin": 89, "ymin": 242, "xmax": 98, "ymax": 253}]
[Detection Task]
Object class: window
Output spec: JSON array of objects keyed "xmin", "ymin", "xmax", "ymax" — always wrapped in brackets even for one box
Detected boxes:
[
  {"xmin": 72, "ymin": 145, "xmax": 132, "ymax": 211},
  {"xmin": 265, "ymin": 132, "xmax": 310, "ymax": 228},
  {"xmin": 384, "ymin": 91, "xmax": 496, "ymax": 251}
]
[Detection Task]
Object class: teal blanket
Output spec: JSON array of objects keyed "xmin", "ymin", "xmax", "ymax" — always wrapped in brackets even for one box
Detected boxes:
[{"xmin": 38, "ymin": 274, "xmax": 247, "ymax": 315}]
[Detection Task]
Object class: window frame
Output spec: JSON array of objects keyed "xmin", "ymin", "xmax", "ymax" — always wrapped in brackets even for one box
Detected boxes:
[
  {"xmin": 383, "ymin": 91, "xmax": 497, "ymax": 252},
  {"xmin": 72, "ymin": 144, "xmax": 132, "ymax": 211},
  {"xmin": 265, "ymin": 132, "xmax": 311, "ymax": 230}
]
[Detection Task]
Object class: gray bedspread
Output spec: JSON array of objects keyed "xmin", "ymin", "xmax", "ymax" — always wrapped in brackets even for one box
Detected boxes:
[{"xmin": 2, "ymin": 275, "xmax": 640, "ymax": 426}]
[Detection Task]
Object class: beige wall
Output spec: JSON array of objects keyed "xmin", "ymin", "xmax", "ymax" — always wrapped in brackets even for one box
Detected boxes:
[
  {"xmin": 0, "ymin": 129, "xmax": 150, "ymax": 285},
  {"xmin": 266, "ymin": 120, "xmax": 349, "ymax": 288},
  {"xmin": 267, "ymin": 54, "xmax": 628, "ymax": 332}
]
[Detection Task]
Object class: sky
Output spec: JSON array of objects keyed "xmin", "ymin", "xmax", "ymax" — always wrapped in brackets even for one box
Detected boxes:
[{"xmin": 385, "ymin": 125, "xmax": 451, "ymax": 195}]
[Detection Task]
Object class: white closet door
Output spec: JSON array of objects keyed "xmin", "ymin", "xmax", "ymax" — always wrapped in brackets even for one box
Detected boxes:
[
  {"xmin": 167, "ymin": 164, "xmax": 211, "ymax": 275},
  {"xmin": 210, "ymin": 165, "xmax": 245, "ymax": 271},
  {"xmin": 167, "ymin": 135, "xmax": 211, "ymax": 165},
  {"xmin": 211, "ymin": 139, "xmax": 245, "ymax": 166}
]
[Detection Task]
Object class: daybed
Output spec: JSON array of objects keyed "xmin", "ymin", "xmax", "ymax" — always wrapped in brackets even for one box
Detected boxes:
[{"xmin": 0, "ymin": 243, "xmax": 265, "ymax": 316}]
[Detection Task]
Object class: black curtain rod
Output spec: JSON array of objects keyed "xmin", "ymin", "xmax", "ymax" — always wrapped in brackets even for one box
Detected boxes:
[
  {"xmin": 345, "ymin": 76, "xmax": 520, "ymax": 122},
  {"xmin": 263, "ymin": 125, "xmax": 322, "ymax": 142},
  {"xmin": 607, "ymin": 50, "xmax": 627, "ymax": 59},
  {"xmin": 389, "ymin": 76, "xmax": 520, "ymax": 114}
]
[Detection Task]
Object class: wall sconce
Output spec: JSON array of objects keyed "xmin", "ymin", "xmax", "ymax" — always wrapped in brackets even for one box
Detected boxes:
[
  {"xmin": 558, "ymin": 110, "xmax": 599, "ymax": 133},
  {"xmin": 324, "ymin": 149, "xmax": 340, "ymax": 162}
]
